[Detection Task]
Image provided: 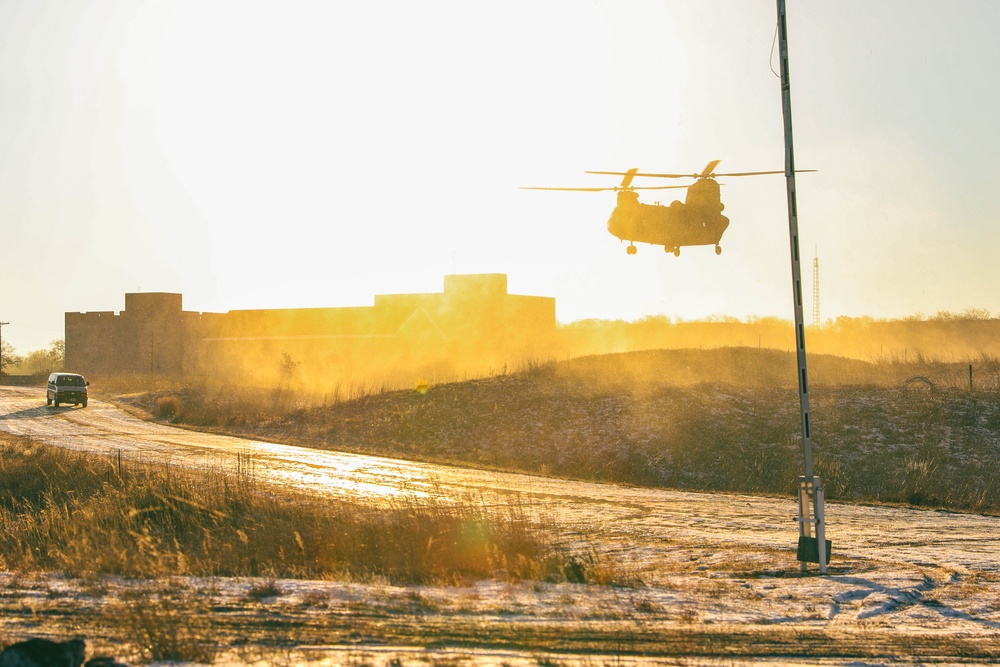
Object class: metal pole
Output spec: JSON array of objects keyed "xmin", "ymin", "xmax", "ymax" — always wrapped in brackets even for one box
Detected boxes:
[{"xmin": 776, "ymin": 0, "xmax": 827, "ymax": 574}]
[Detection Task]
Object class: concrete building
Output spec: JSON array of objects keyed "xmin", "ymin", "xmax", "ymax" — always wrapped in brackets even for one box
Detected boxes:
[
  {"xmin": 65, "ymin": 274, "xmax": 556, "ymax": 384},
  {"xmin": 65, "ymin": 292, "xmax": 201, "ymax": 376}
]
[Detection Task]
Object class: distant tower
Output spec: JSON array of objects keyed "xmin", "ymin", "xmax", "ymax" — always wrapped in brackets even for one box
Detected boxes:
[{"xmin": 812, "ymin": 253, "xmax": 820, "ymax": 328}]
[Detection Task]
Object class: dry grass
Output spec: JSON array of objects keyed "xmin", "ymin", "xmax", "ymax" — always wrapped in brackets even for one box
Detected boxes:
[
  {"xmin": 110, "ymin": 591, "xmax": 218, "ymax": 664},
  {"xmin": 0, "ymin": 433, "xmax": 609, "ymax": 585}
]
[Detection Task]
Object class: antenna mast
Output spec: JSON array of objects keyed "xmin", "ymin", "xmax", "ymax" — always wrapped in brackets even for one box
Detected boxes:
[{"xmin": 812, "ymin": 254, "xmax": 820, "ymax": 328}]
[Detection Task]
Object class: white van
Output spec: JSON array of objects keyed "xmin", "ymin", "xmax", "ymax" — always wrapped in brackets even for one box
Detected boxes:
[{"xmin": 47, "ymin": 373, "xmax": 89, "ymax": 408}]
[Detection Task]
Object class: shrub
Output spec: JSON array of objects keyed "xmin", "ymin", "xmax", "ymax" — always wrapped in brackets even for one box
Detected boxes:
[{"xmin": 155, "ymin": 395, "xmax": 182, "ymax": 419}]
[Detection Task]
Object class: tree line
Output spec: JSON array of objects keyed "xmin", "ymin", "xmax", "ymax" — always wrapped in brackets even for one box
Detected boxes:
[{"xmin": 0, "ymin": 339, "xmax": 64, "ymax": 378}]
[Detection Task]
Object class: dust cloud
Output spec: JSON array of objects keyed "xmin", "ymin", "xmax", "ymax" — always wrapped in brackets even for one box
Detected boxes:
[
  {"xmin": 66, "ymin": 284, "xmax": 1000, "ymax": 398},
  {"xmin": 562, "ymin": 313, "xmax": 1000, "ymax": 363}
]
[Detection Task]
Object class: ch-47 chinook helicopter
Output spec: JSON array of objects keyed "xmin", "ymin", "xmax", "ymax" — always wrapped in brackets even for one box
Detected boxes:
[{"xmin": 523, "ymin": 160, "xmax": 814, "ymax": 256}]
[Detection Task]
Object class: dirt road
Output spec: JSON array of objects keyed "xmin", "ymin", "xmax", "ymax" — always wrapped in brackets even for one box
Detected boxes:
[{"xmin": 3, "ymin": 385, "xmax": 1000, "ymax": 664}]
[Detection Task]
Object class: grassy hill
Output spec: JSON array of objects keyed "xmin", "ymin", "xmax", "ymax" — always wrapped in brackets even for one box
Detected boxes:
[{"xmin": 114, "ymin": 347, "xmax": 1000, "ymax": 514}]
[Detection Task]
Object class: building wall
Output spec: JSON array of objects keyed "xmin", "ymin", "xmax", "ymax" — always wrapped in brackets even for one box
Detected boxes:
[
  {"xmin": 65, "ymin": 311, "xmax": 120, "ymax": 375},
  {"xmin": 65, "ymin": 275, "xmax": 557, "ymax": 382},
  {"xmin": 66, "ymin": 293, "xmax": 190, "ymax": 376}
]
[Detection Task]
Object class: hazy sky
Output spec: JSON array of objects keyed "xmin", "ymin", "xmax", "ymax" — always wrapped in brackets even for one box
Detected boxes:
[{"xmin": 2, "ymin": 0, "xmax": 999, "ymax": 353}]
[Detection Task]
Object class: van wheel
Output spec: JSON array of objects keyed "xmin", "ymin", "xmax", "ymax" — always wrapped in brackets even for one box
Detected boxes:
[
  {"xmin": 82, "ymin": 400, "xmax": 88, "ymax": 408},
  {"xmin": 46, "ymin": 397, "xmax": 52, "ymax": 406},
  {"xmin": 54, "ymin": 399, "xmax": 60, "ymax": 407}
]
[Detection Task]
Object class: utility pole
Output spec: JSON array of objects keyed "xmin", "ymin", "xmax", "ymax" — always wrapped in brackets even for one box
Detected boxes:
[{"xmin": 776, "ymin": 0, "xmax": 829, "ymax": 574}]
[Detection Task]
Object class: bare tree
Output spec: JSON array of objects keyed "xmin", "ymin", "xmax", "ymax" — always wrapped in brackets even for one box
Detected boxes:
[
  {"xmin": 0, "ymin": 340, "xmax": 23, "ymax": 377},
  {"xmin": 279, "ymin": 351, "xmax": 300, "ymax": 389},
  {"xmin": 20, "ymin": 339, "xmax": 65, "ymax": 376}
]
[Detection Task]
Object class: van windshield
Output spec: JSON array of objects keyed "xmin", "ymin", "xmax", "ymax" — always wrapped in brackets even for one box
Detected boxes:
[{"xmin": 56, "ymin": 376, "xmax": 86, "ymax": 387}]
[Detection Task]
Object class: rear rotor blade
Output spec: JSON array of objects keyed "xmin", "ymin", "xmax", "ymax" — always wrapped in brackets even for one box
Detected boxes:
[
  {"xmin": 624, "ymin": 168, "xmax": 817, "ymax": 179},
  {"xmin": 700, "ymin": 160, "xmax": 722, "ymax": 178},
  {"xmin": 710, "ymin": 169, "xmax": 817, "ymax": 177},
  {"xmin": 619, "ymin": 168, "xmax": 638, "ymax": 190}
]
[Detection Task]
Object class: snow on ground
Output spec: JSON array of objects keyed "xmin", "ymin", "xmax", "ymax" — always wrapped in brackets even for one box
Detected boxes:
[{"xmin": 3, "ymin": 387, "xmax": 1000, "ymax": 665}]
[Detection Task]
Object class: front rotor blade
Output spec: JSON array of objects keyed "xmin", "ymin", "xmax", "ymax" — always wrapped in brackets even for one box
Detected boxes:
[
  {"xmin": 586, "ymin": 169, "xmax": 685, "ymax": 178},
  {"xmin": 520, "ymin": 186, "xmax": 620, "ymax": 192},
  {"xmin": 594, "ymin": 170, "xmax": 693, "ymax": 179}
]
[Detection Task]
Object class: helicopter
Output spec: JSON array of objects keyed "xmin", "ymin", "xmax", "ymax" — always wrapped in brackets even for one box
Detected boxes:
[{"xmin": 523, "ymin": 160, "xmax": 814, "ymax": 256}]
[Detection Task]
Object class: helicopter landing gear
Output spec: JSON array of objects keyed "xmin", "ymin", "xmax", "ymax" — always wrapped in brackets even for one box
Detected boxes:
[
  {"xmin": 626, "ymin": 244, "xmax": 637, "ymax": 255},
  {"xmin": 715, "ymin": 245, "xmax": 722, "ymax": 255}
]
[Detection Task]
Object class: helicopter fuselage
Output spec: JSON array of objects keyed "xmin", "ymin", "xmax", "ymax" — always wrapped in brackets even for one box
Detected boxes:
[{"xmin": 607, "ymin": 178, "xmax": 729, "ymax": 255}]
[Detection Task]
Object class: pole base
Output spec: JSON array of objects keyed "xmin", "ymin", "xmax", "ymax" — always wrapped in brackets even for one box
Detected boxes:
[
  {"xmin": 796, "ymin": 535, "xmax": 832, "ymax": 564},
  {"xmin": 796, "ymin": 475, "xmax": 830, "ymax": 574}
]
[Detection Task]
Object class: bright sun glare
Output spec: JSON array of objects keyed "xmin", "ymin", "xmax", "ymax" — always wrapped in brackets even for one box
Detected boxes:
[{"xmin": 2, "ymin": 1, "xmax": 1000, "ymax": 354}]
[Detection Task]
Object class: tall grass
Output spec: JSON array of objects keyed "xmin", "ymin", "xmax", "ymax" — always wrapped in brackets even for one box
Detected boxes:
[{"xmin": 0, "ymin": 433, "xmax": 604, "ymax": 584}]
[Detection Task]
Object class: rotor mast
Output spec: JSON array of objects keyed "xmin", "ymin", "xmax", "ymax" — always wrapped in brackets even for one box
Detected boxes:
[{"xmin": 777, "ymin": 0, "xmax": 828, "ymax": 574}]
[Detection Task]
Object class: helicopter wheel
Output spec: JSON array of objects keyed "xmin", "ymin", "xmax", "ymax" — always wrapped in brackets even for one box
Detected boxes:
[
  {"xmin": 715, "ymin": 245, "xmax": 722, "ymax": 255},
  {"xmin": 673, "ymin": 247, "xmax": 680, "ymax": 257},
  {"xmin": 626, "ymin": 244, "xmax": 637, "ymax": 255}
]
